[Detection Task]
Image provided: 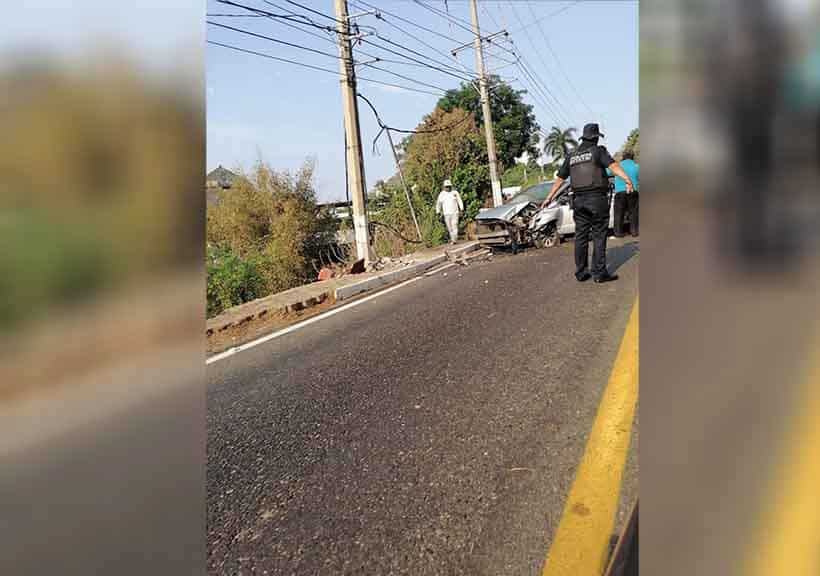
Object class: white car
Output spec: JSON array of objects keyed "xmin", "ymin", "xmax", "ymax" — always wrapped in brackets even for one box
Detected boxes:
[{"xmin": 529, "ymin": 180, "xmax": 617, "ymax": 248}]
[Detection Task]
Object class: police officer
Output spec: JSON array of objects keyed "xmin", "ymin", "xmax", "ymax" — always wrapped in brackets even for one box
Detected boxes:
[{"xmin": 542, "ymin": 123, "xmax": 634, "ymax": 283}]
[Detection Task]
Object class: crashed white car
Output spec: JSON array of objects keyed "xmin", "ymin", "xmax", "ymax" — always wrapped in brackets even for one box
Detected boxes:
[
  {"xmin": 529, "ymin": 181, "xmax": 616, "ymax": 248},
  {"xmin": 476, "ymin": 180, "xmax": 616, "ymax": 251}
]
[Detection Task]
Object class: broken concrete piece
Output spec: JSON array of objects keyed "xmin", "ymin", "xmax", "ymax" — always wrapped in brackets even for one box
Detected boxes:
[{"xmin": 349, "ymin": 259, "xmax": 366, "ymax": 274}]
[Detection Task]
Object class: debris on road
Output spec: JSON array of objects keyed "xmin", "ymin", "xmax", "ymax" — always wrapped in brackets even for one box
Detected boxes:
[
  {"xmin": 367, "ymin": 255, "xmax": 419, "ymax": 272},
  {"xmin": 349, "ymin": 259, "xmax": 366, "ymax": 274}
]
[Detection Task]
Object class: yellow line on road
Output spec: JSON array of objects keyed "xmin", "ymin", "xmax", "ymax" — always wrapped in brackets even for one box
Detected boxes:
[
  {"xmin": 744, "ymin": 327, "xmax": 820, "ymax": 575},
  {"xmin": 541, "ymin": 297, "xmax": 639, "ymax": 576}
]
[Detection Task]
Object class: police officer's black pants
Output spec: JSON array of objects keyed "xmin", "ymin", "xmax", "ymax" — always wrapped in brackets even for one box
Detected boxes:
[{"xmin": 573, "ymin": 192, "xmax": 609, "ymax": 279}]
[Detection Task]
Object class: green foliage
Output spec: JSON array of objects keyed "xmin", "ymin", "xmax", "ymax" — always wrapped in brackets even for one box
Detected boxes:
[
  {"xmin": 438, "ymin": 76, "xmax": 540, "ymax": 170},
  {"xmin": 501, "ymin": 163, "xmax": 550, "ymax": 190},
  {"xmin": 543, "ymin": 126, "xmax": 579, "ymax": 163},
  {"xmin": 206, "ymin": 245, "xmax": 266, "ymax": 318},
  {"xmin": 369, "ymin": 108, "xmax": 489, "ymax": 254},
  {"xmin": 0, "ymin": 209, "xmax": 111, "ymax": 328},
  {"xmin": 0, "ymin": 63, "xmax": 202, "ymax": 333},
  {"xmin": 206, "ymin": 160, "xmax": 338, "ymax": 313},
  {"xmin": 622, "ymin": 128, "xmax": 640, "ymax": 161}
]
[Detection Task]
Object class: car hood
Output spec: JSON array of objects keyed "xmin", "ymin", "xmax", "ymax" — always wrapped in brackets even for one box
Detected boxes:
[{"xmin": 475, "ymin": 201, "xmax": 532, "ymax": 222}]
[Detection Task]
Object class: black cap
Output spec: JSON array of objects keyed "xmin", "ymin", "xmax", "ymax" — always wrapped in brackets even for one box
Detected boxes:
[{"xmin": 581, "ymin": 123, "xmax": 605, "ymax": 141}]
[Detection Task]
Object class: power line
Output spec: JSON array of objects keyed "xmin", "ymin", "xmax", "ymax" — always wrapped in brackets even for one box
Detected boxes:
[
  {"xmin": 358, "ymin": 92, "xmax": 474, "ymax": 135},
  {"xmin": 215, "ymin": 0, "xmax": 345, "ymax": 35},
  {"xmin": 282, "ymin": 0, "xmax": 344, "ymax": 25},
  {"xmin": 207, "ymin": 13, "xmax": 265, "ymax": 17},
  {"xmin": 412, "ymin": 0, "xmax": 476, "ymax": 35},
  {"xmin": 360, "ymin": 33, "xmax": 475, "ymax": 83},
  {"xmin": 352, "ymin": 0, "xmax": 468, "ymax": 44},
  {"xmin": 207, "ymin": 39, "xmax": 342, "ymax": 75},
  {"xmin": 207, "ymin": 20, "xmax": 342, "ymax": 60},
  {"xmin": 215, "ymin": 0, "xmax": 473, "ymax": 87},
  {"xmin": 506, "ymin": 1, "xmax": 579, "ymax": 119},
  {"xmin": 350, "ymin": 2, "xmax": 494, "ymax": 93},
  {"xmin": 208, "ymin": 40, "xmax": 445, "ymax": 96},
  {"xmin": 215, "ymin": 4, "xmax": 337, "ymax": 46},
  {"xmin": 233, "ymin": 2, "xmax": 462, "ymax": 79},
  {"xmin": 507, "ymin": 0, "xmax": 582, "ymax": 35},
  {"xmin": 208, "ymin": 20, "xmax": 454, "ymax": 94},
  {"xmin": 512, "ymin": 55, "xmax": 571, "ymax": 127},
  {"xmin": 525, "ymin": 1, "xmax": 597, "ymax": 119},
  {"xmin": 349, "ymin": 0, "xmax": 473, "ymax": 76},
  {"xmin": 502, "ymin": 34, "xmax": 574, "ymax": 125},
  {"xmin": 359, "ymin": 62, "xmax": 451, "ymax": 93}
]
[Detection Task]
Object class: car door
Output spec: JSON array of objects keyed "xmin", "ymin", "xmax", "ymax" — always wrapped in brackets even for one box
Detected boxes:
[
  {"xmin": 556, "ymin": 184, "xmax": 575, "ymax": 235},
  {"xmin": 559, "ymin": 200, "xmax": 575, "ymax": 235}
]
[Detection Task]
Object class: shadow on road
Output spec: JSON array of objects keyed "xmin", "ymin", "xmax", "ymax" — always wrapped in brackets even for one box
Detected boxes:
[{"xmin": 608, "ymin": 241, "xmax": 640, "ymax": 274}]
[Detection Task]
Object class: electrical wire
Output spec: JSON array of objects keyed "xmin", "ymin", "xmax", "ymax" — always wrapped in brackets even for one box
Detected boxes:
[
  {"xmin": 349, "ymin": 0, "xmax": 473, "ymax": 77},
  {"xmin": 511, "ymin": 53, "xmax": 570, "ymax": 126},
  {"xmin": 507, "ymin": 0, "xmax": 582, "ymax": 35},
  {"xmin": 207, "ymin": 40, "xmax": 445, "ymax": 96},
  {"xmin": 217, "ymin": 0, "xmax": 474, "ymax": 83},
  {"xmin": 361, "ymin": 33, "xmax": 475, "ymax": 82},
  {"xmin": 357, "ymin": 92, "xmax": 474, "ymax": 136},
  {"xmin": 369, "ymin": 221, "xmax": 424, "ymax": 244},
  {"xmin": 525, "ymin": 1, "xmax": 597, "ymax": 119},
  {"xmin": 208, "ymin": 20, "xmax": 455, "ymax": 94},
  {"xmin": 412, "ymin": 0, "xmax": 475, "ymax": 36},
  {"xmin": 352, "ymin": 0, "xmax": 466, "ymax": 44},
  {"xmin": 207, "ymin": 13, "xmax": 265, "ymax": 17},
  {"xmin": 283, "ymin": 0, "xmax": 344, "ymax": 25},
  {"xmin": 506, "ymin": 1, "xmax": 579, "ymax": 120},
  {"xmin": 358, "ymin": 62, "xmax": 452, "ymax": 93},
  {"xmin": 207, "ymin": 20, "xmax": 342, "ymax": 60}
]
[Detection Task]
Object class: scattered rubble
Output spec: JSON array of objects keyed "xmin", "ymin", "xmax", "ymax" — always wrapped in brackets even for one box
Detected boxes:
[
  {"xmin": 449, "ymin": 247, "xmax": 493, "ymax": 266},
  {"xmin": 367, "ymin": 255, "xmax": 419, "ymax": 272},
  {"xmin": 349, "ymin": 259, "xmax": 367, "ymax": 275}
]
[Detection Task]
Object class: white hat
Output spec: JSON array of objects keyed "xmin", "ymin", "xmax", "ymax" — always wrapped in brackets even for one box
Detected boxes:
[{"xmin": 443, "ymin": 179, "xmax": 453, "ymax": 188}]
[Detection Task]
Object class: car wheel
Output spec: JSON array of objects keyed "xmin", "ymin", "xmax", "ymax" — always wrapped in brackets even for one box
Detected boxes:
[{"xmin": 535, "ymin": 223, "xmax": 559, "ymax": 249}]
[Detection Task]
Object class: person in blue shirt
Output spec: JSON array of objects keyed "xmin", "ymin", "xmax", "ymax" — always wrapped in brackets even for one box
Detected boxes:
[{"xmin": 608, "ymin": 150, "xmax": 640, "ymax": 237}]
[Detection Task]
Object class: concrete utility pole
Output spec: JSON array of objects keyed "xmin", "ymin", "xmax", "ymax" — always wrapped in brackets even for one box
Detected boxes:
[
  {"xmin": 335, "ymin": 0, "xmax": 372, "ymax": 265},
  {"xmin": 468, "ymin": 0, "xmax": 503, "ymax": 207}
]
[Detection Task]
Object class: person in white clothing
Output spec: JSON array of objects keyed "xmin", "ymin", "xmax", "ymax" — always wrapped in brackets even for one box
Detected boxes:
[{"xmin": 435, "ymin": 179, "xmax": 464, "ymax": 244}]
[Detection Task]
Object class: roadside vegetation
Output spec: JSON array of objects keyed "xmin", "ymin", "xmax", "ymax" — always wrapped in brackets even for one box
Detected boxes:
[{"xmin": 206, "ymin": 161, "xmax": 337, "ymax": 317}]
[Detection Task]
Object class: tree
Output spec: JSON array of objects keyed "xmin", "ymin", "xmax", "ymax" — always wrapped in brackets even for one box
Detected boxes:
[
  {"xmin": 402, "ymin": 107, "xmax": 489, "ymax": 220},
  {"xmin": 438, "ymin": 76, "xmax": 540, "ymax": 170},
  {"xmin": 206, "ymin": 160, "xmax": 337, "ymax": 298},
  {"xmin": 371, "ymin": 108, "xmax": 488, "ymax": 252},
  {"xmin": 622, "ymin": 128, "xmax": 640, "ymax": 161},
  {"xmin": 543, "ymin": 126, "xmax": 578, "ymax": 163}
]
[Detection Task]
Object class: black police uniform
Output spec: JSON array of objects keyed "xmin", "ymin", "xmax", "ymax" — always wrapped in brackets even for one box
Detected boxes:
[{"xmin": 557, "ymin": 139, "xmax": 615, "ymax": 280}]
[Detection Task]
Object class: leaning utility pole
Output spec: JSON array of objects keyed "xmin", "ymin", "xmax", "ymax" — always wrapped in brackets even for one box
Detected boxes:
[
  {"xmin": 468, "ymin": 0, "xmax": 503, "ymax": 207},
  {"xmin": 335, "ymin": 0, "xmax": 372, "ymax": 265}
]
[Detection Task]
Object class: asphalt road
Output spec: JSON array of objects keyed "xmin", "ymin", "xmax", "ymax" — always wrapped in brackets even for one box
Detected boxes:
[{"xmin": 207, "ymin": 239, "xmax": 639, "ymax": 575}]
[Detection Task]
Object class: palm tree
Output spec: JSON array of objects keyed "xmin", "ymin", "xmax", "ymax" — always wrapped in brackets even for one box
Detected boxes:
[{"xmin": 543, "ymin": 126, "xmax": 578, "ymax": 163}]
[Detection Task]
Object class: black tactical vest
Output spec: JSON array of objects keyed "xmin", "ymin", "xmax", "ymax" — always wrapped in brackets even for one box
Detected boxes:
[{"xmin": 569, "ymin": 146, "xmax": 608, "ymax": 192}]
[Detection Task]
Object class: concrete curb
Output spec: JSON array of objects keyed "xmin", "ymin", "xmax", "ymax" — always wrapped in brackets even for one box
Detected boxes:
[
  {"xmin": 207, "ymin": 242, "xmax": 481, "ymax": 339},
  {"xmin": 335, "ymin": 242, "xmax": 480, "ymax": 301}
]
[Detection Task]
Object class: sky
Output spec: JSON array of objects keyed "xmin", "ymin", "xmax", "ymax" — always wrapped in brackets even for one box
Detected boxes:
[{"xmin": 204, "ymin": 1, "xmax": 639, "ymax": 202}]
